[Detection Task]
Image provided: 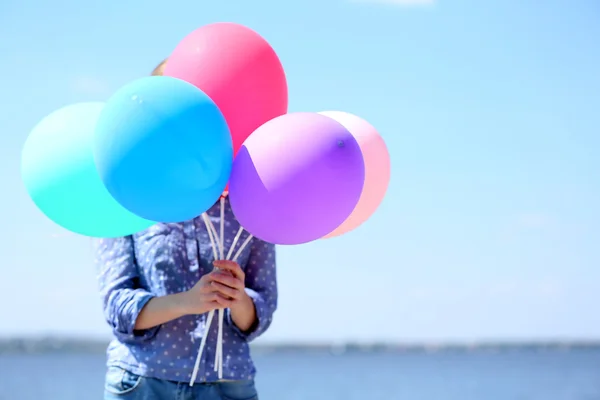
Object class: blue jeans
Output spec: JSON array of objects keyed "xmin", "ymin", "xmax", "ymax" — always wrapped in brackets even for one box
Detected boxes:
[{"xmin": 104, "ymin": 366, "xmax": 259, "ymax": 400}]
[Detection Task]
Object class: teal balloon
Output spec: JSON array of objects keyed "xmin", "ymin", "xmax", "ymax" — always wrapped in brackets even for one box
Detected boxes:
[{"xmin": 21, "ymin": 102, "xmax": 155, "ymax": 237}]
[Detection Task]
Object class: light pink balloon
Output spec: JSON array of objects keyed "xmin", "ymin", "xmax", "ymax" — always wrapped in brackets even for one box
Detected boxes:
[{"xmin": 319, "ymin": 111, "xmax": 391, "ymax": 238}]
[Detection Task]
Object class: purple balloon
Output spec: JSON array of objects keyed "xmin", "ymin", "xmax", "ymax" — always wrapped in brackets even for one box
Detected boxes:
[{"xmin": 229, "ymin": 112, "xmax": 365, "ymax": 245}]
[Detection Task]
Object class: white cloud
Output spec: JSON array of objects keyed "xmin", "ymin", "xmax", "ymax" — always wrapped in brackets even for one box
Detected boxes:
[
  {"xmin": 69, "ymin": 76, "xmax": 111, "ymax": 96},
  {"xmin": 351, "ymin": 0, "xmax": 434, "ymax": 5}
]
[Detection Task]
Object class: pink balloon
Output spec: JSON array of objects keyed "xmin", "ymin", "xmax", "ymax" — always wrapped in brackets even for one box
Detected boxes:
[
  {"xmin": 163, "ymin": 22, "xmax": 288, "ymax": 157},
  {"xmin": 319, "ymin": 111, "xmax": 391, "ymax": 238}
]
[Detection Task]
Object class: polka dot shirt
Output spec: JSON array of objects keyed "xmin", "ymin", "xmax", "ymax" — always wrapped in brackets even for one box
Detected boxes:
[{"xmin": 94, "ymin": 198, "xmax": 278, "ymax": 383}]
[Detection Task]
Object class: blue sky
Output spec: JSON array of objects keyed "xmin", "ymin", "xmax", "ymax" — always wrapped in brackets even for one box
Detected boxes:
[{"xmin": 0, "ymin": 0, "xmax": 599, "ymax": 343}]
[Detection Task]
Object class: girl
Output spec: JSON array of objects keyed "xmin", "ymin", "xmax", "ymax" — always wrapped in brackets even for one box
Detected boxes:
[{"xmin": 95, "ymin": 59, "xmax": 278, "ymax": 400}]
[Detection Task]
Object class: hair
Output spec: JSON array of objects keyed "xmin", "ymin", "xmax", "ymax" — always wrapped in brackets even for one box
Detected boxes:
[{"xmin": 151, "ymin": 59, "xmax": 168, "ymax": 76}]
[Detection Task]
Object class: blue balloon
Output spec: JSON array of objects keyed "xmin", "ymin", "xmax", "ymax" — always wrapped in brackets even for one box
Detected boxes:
[{"xmin": 93, "ymin": 76, "xmax": 233, "ymax": 222}]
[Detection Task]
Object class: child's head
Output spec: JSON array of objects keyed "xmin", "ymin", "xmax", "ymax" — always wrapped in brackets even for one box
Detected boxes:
[{"xmin": 152, "ymin": 59, "xmax": 168, "ymax": 76}]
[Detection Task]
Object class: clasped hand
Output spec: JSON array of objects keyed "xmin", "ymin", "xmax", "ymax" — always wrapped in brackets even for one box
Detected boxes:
[{"xmin": 183, "ymin": 260, "xmax": 248, "ymax": 315}]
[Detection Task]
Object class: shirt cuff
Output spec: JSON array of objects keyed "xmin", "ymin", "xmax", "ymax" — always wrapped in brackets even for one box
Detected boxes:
[
  {"xmin": 225, "ymin": 288, "xmax": 267, "ymax": 342},
  {"xmin": 115, "ymin": 292, "xmax": 160, "ymax": 344}
]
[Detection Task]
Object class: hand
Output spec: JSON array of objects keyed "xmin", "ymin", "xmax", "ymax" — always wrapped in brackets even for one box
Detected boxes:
[
  {"xmin": 181, "ymin": 272, "xmax": 234, "ymax": 315},
  {"xmin": 210, "ymin": 260, "xmax": 246, "ymax": 303},
  {"xmin": 211, "ymin": 260, "xmax": 257, "ymax": 332}
]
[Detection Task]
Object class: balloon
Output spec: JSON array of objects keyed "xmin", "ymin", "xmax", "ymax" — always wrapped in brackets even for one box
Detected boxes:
[
  {"xmin": 319, "ymin": 111, "xmax": 391, "ymax": 238},
  {"xmin": 21, "ymin": 102, "xmax": 154, "ymax": 237},
  {"xmin": 163, "ymin": 22, "xmax": 288, "ymax": 156},
  {"xmin": 229, "ymin": 113, "xmax": 365, "ymax": 245},
  {"xmin": 93, "ymin": 76, "xmax": 233, "ymax": 223}
]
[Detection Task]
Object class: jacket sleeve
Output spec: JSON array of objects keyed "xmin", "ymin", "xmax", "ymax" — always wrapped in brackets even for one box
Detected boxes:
[
  {"xmin": 226, "ymin": 238, "xmax": 278, "ymax": 342},
  {"xmin": 95, "ymin": 236, "xmax": 159, "ymax": 344}
]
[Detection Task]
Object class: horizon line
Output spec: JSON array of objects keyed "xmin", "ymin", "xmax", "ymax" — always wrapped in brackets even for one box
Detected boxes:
[{"xmin": 2, "ymin": 336, "xmax": 600, "ymax": 347}]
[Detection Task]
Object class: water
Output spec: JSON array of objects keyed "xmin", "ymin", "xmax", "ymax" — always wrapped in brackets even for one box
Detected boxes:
[{"xmin": 1, "ymin": 349, "xmax": 600, "ymax": 400}]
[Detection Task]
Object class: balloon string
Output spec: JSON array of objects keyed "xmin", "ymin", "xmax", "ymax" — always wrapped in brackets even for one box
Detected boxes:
[
  {"xmin": 232, "ymin": 234, "xmax": 253, "ymax": 263},
  {"xmin": 215, "ymin": 228, "xmax": 252, "ymax": 376},
  {"xmin": 219, "ymin": 197, "xmax": 225, "ymax": 259},
  {"xmin": 204, "ymin": 207, "xmax": 222, "ymax": 374},
  {"xmin": 189, "ymin": 308, "xmax": 214, "ymax": 386},
  {"xmin": 190, "ymin": 213, "xmax": 220, "ymax": 386},
  {"xmin": 226, "ymin": 227, "xmax": 244, "ymax": 260},
  {"xmin": 215, "ymin": 197, "xmax": 226, "ymax": 378},
  {"xmin": 191, "ymin": 204, "xmax": 254, "ymax": 384},
  {"xmin": 202, "ymin": 213, "xmax": 219, "ymax": 260}
]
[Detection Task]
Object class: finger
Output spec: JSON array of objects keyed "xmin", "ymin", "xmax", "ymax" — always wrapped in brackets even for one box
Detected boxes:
[
  {"xmin": 200, "ymin": 283, "xmax": 222, "ymax": 294},
  {"xmin": 213, "ymin": 260, "xmax": 244, "ymax": 280},
  {"xmin": 211, "ymin": 281, "xmax": 242, "ymax": 299},
  {"xmin": 214, "ymin": 293, "xmax": 235, "ymax": 308},
  {"xmin": 211, "ymin": 272, "xmax": 244, "ymax": 290},
  {"xmin": 200, "ymin": 273, "xmax": 217, "ymax": 285},
  {"xmin": 204, "ymin": 300, "xmax": 221, "ymax": 311},
  {"xmin": 206, "ymin": 292, "xmax": 231, "ymax": 304}
]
